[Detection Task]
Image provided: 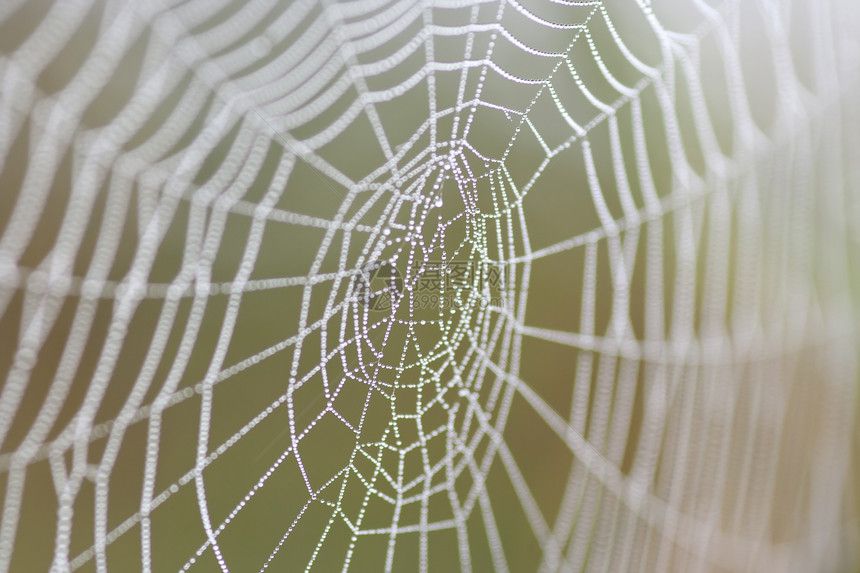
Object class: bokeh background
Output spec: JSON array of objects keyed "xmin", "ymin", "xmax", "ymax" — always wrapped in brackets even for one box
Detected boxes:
[{"xmin": 0, "ymin": 0, "xmax": 858, "ymax": 571}]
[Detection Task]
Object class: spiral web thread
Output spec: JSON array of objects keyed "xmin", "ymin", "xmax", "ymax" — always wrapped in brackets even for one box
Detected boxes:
[{"xmin": 0, "ymin": 0, "xmax": 858, "ymax": 571}]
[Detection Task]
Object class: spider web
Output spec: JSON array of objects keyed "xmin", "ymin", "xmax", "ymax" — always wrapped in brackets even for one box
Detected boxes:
[{"xmin": 0, "ymin": 0, "xmax": 858, "ymax": 571}]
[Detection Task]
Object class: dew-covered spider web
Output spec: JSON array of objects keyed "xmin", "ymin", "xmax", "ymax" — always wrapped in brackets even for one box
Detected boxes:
[{"xmin": 0, "ymin": 0, "xmax": 859, "ymax": 571}]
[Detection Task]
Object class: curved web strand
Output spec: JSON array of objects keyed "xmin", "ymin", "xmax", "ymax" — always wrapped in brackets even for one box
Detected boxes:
[{"xmin": 0, "ymin": 0, "xmax": 858, "ymax": 572}]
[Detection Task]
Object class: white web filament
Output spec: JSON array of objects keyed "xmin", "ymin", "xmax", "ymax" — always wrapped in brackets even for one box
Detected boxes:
[{"xmin": 0, "ymin": 0, "xmax": 858, "ymax": 572}]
